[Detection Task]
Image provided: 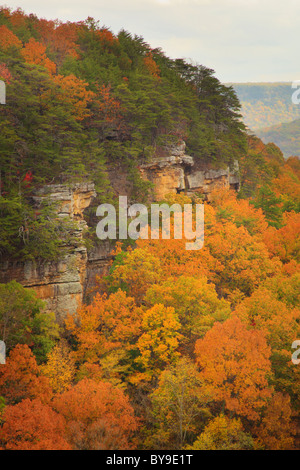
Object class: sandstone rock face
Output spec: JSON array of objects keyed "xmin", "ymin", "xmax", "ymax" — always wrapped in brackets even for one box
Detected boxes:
[
  {"xmin": 186, "ymin": 167, "xmax": 230, "ymax": 198},
  {"xmin": 139, "ymin": 142, "xmax": 193, "ymax": 201},
  {"xmin": 139, "ymin": 142, "xmax": 240, "ymax": 200},
  {"xmin": 32, "ymin": 182, "xmax": 96, "ymax": 220},
  {"xmin": 0, "ymin": 183, "xmax": 96, "ymax": 321},
  {"xmin": 85, "ymin": 241, "xmax": 114, "ymax": 301}
]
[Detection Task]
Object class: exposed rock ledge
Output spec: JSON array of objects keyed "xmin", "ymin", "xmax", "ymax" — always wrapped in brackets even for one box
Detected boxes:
[{"xmin": 139, "ymin": 141, "xmax": 240, "ymax": 201}]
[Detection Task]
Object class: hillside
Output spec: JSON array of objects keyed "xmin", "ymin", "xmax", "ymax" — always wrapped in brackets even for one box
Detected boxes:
[
  {"xmin": 230, "ymin": 82, "xmax": 300, "ymax": 131},
  {"xmin": 256, "ymin": 118, "xmax": 300, "ymax": 158},
  {"xmin": 0, "ymin": 7, "xmax": 299, "ymax": 452},
  {"xmin": 0, "ymin": 6, "xmax": 246, "ymax": 261}
]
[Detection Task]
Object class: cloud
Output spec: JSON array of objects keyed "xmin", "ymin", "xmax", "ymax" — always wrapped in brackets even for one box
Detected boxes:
[{"xmin": 5, "ymin": 0, "xmax": 300, "ymax": 82}]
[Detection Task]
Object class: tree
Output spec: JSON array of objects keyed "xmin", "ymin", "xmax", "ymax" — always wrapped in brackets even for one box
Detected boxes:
[
  {"xmin": 210, "ymin": 187, "xmax": 268, "ymax": 237},
  {"xmin": 53, "ymin": 378, "xmax": 138, "ymax": 450},
  {"xmin": 21, "ymin": 38, "xmax": 56, "ymax": 74},
  {"xmin": 145, "ymin": 275, "xmax": 230, "ymax": 349},
  {"xmin": 0, "ymin": 398, "xmax": 70, "ymax": 450},
  {"xmin": 92, "ymin": 84, "xmax": 124, "ymax": 139},
  {"xmin": 0, "ymin": 24, "xmax": 22, "ymax": 50},
  {"xmin": 253, "ymin": 184, "xmax": 283, "ymax": 228},
  {"xmin": 263, "ymin": 271, "xmax": 300, "ymax": 309},
  {"xmin": 188, "ymin": 414, "xmax": 254, "ymax": 450},
  {"xmin": 205, "ymin": 218, "xmax": 280, "ymax": 296},
  {"xmin": 253, "ymin": 393, "xmax": 296, "ymax": 450},
  {"xmin": 135, "ymin": 304, "xmax": 182, "ymax": 382},
  {"xmin": 234, "ymin": 286, "xmax": 300, "ymax": 353},
  {"xmin": 133, "ymin": 196, "xmax": 215, "ymax": 282},
  {"xmin": 108, "ymin": 247, "xmax": 163, "ymax": 304},
  {"xmin": 234, "ymin": 280, "xmax": 300, "ymax": 407},
  {"xmin": 143, "ymin": 51, "xmax": 160, "ymax": 80},
  {"xmin": 53, "ymin": 74, "xmax": 95, "ymax": 121},
  {"xmin": 0, "ymin": 63, "xmax": 11, "ymax": 83},
  {"xmin": 272, "ymin": 161, "xmax": 300, "ymax": 212},
  {"xmin": 0, "ymin": 281, "xmax": 59, "ymax": 362},
  {"xmin": 264, "ymin": 211, "xmax": 300, "ymax": 264},
  {"xmin": 65, "ymin": 289, "xmax": 142, "ymax": 383},
  {"xmin": 37, "ymin": 18, "xmax": 80, "ymax": 64},
  {"xmin": 41, "ymin": 340, "xmax": 76, "ymax": 395},
  {"xmin": 195, "ymin": 317, "xmax": 273, "ymax": 421},
  {"xmin": 0, "ymin": 281, "xmax": 42, "ymax": 348},
  {"xmin": 0, "ymin": 344, "xmax": 52, "ymax": 405},
  {"xmin": 150, "ymin": 358, "xmax": 211, "ymax": 449}
]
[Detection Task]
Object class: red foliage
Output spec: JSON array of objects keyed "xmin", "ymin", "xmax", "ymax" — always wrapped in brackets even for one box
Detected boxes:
[
  {"xmin": 37, "ymin": 19, "xmax": 81, "ymax": 63},
  {"xmin": 0, "ymin": 399, "xmax": 71, "ymax": 450},
  {"xmin": 21, "ymin": 38, "xmax": 56, "ymax": 75},
  {"xmin": 0, "ymin": 25, "xmax": 22, "ymax": 50},
  {"xmin": 0, "ymin": 63, "xmax": 12, "ymax": 83},
  {"xmin": 53, "ymin": 378, "xmax": 138, "ymax": 449},
  {"xmin": 23, "ymin": 170, "xmax": 33, "ymax": 187},
  {"xmin": 0, "ymin": 344, "xmax": 52, "ymax": 405},
  {"xmin": 96, "ymin": 28, "xmax": 118, "ymax": 48},
  {"xmin": 143, "ymin": 51, "xmax": 160, "ymax": 79},
  {"xmin": 96, "ymin": 84, "xmax": 122, "ymax": 123}
]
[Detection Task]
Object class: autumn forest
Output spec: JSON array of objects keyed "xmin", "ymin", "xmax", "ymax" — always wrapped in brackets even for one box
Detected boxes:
[{"xmin": 0, "ymin": 7, "xmax": 299, "ymax": 451}]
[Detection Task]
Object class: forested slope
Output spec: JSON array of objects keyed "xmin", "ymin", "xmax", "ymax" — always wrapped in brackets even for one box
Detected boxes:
[
  {"xmin": 0, "ymin": 7, "xmax": 299, "ymax": 451},
  {"xmin": 0, "ymin": 6, "xmax": 245, "ymax": 260},
  {"xmin": 256, "ymin": 118, "xmax": 300, "ymax": 158}
]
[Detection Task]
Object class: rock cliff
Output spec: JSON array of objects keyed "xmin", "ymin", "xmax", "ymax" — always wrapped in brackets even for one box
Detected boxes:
[
  {"xmin": 139, "ymin": 141, "xmax": 240, "ymax": 200},
  {"xmin": 0, "ymin": 143, "xmax": 240, "ymax": 318},
  {"xmin": 0, "ymin": 183, "xmax": 96, "ymax": 321}
]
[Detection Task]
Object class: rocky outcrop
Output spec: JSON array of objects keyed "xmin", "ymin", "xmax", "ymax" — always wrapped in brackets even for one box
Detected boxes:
[
  {"xmin": 139, "ymin": 155, "xmax": 193, "ymax": 200},
  {"xmin": 139, "ymin": 141, "xmax": 240, "ymax": 200},
  {"xmin": 186, "ymin": 161, "xmax": 240, "ymax": 196},
  {"xmin": 85, "ymin": 241, "xmax": 114, "ymax": 301},
  {"xmin": 0, "ymin": 183, "xmax": 96, "ymax": 321},
  {"xmin": 0, "ymin": 142, "xmax": 241, "ymax": 320}
]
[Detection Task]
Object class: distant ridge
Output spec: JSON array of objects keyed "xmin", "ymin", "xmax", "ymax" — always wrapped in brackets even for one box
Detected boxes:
[
  {"xmin": 229, "ymin": 82, "xmax": 300, "ymax": 131},
  {"xmin": 256, "ymin": 118, "xmax": 300, "ymax": 158}
]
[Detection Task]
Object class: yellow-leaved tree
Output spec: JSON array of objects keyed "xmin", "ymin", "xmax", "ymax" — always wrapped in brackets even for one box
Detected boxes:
[{"xmin": 41, "ymin": 340, "xmax": 76, "ymax": 394}]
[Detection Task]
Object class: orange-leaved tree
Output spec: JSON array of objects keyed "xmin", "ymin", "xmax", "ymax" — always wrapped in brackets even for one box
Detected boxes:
[
  {"xmin": 65, "ymin": 289, "xmax": 142, "ymax": 383},
  {"xmin": 263, "ymin": 211, "xmax": 300, "ymax": 264},
  {"xmin": 0, "ymin": 398, "xmax": 70, "ymax": 450},
  {"xmin": 253, "ymin": 392, "xmax": 296, "ymax": 450},
  {"xmin": 195, "ymin": 316, "xmax": 273, "ymax": 421},
  {"xmin": 234, "ymin": 283, "xmax": 300, "ymax": 410},
  {"xmin": 21, "ymin": 38, "xmax": 56, "ymax": 75},
  {"xmin": 0, "ymin": 25, "xmax": 22, "ymax": 51},
  {"xmin": 53, "ymin": 74, "xmax": 95, "ymax": 120},
  {"xmin": 53, "ymin": 377, "xmax": 138, "ymax": 450},
  {"xmin": 0, "ymin": 344, "xmax": 52, "ymax": 405},
  {"xmin": 143, "ymin": 51, "xmax": 160, "ymax": 80},
  {"xmin": 37, "ymin": 18, "xmax": 81, "ymax": 63},
  {"xmin": 205, "ymin": 219, "xmax": 280, "ymax": 296}
]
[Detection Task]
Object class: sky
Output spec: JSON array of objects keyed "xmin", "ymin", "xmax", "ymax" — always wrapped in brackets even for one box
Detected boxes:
[{"xmin": 2, "ymin": 0, "xmax": 300, "ymax": 83}]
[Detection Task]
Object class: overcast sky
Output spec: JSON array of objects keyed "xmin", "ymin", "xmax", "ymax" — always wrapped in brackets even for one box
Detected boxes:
[{"xmin": 3, "ymin": 0, "xmax": 299, "ymax": 83}]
